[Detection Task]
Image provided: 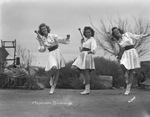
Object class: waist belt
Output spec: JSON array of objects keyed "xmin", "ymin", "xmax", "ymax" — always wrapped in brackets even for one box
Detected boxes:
[
  {"xmin": 82, "ymin": 47, "xmax": 90, "ymax": 51},
  {"xmin": 48, "ymin": 45, "xmax": 58, "ymax": 52},
  {"xmin": 124, "ymin": 45, "xmax": 134, "ymax": 50}
]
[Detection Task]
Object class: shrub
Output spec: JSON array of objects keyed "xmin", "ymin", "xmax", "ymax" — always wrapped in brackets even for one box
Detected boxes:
[
  {"xmin": 57, "ymin": 60, "xmax": 82, "ymax": 89},
  {"xmin": 36, "ymin": 57, "xmax": 125, "ymax": 89},
  {"xmin": 37, "ymin": 76, "xmax": 50, "ymax": 88},
  {"xmin": 35, "ymin": 67, "xmax": 46, "ymax": 76},
  {"xmin": 94, "ymin": 57, "xmax": 125, "ymax": 88},
  {"xmin": 0, "ymin": 73, "xmax": 9, "ymax": 88},
  {"xmin": 24, "ymin": 67, "xmax": 44, "ymax": 90}
]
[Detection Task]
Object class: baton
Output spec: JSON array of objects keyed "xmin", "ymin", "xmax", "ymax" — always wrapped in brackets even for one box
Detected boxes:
[{"xmin": 78, "ymin": 28, "xmax": 84, "ymax": 39}]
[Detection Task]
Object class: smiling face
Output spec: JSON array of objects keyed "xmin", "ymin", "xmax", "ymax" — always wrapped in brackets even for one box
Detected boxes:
[
  {"xmin": 85, "ymin": 29, "xmax": 92, "ymax": 39},
  {"xmin": 41, "ymin": 26, "xmax": 48, "ymax": 36},
  {"xmin": 113, "ymin": 28, "xmax": 122, "ymax": 38}
]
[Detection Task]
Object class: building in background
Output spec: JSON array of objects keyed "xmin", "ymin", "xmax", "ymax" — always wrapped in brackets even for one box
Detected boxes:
[{"xmin": 0, "ymin": 47, "xmax": 9, "ymax": 73}]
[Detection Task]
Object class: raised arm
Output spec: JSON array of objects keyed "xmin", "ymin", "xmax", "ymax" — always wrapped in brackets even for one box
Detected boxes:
[
  {"xmin": 35, "ymin": 33, "xmax": 46, "ymax": 53},
  {"xmin": 35, "ymin": 30, "xmax": 45, "ymax": 46},
  {"xmin": 127, "ymin": 32, "xmax": 150, "ymax": 40}
]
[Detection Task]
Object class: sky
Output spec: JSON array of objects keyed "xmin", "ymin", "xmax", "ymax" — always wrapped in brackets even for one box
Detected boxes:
[{"xmin": 0, "ymin": 0, "xmax": 150, "ymax": 67}]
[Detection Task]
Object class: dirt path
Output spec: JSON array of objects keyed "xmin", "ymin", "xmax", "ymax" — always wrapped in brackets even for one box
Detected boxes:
[{"xmin": 0, "ymin": 88, "xmax": 150, "ymax": 117}]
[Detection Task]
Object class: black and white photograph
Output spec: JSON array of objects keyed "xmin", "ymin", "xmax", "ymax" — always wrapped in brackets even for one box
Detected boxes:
[{"xmin": 0, "ymin": 0, "xmax": 150, "ymax": 117}]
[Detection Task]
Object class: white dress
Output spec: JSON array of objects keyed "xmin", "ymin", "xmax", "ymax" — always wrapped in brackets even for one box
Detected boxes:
[
  {"xmin": 38, "ymin": 33, "xmax": 69, "ymax": 71},
  {"xmin": 72, "ymin": 37, "xmax": 97, "ymax": 70},
  {"xmin": 119, "ymin": 32, "xmax": 144, "ymax": 70}
]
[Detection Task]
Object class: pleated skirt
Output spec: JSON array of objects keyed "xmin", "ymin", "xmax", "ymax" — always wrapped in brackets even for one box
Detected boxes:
[
  {"xmin": 72, "ymin": 51, "xmax": 95, "ymax": 70},
  {"xmin": 45, "ymin": 49, "xmax": 66, "ymax": 71},
  {"xmin": 120, "ymin": 48, "xmax": 140, "ymax": 70}
]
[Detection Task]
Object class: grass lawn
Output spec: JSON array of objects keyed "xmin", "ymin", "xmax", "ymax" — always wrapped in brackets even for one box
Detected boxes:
[{"xmin": 0, "ymin": 88, "xmax": 150, "ymax": 117}]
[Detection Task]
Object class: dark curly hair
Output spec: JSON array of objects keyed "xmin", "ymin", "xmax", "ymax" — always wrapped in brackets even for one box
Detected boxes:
[
  {"xmin": 38, "ymin": 23, "xmax": 50, "ymax": 36},
  {"xmin": 111, "ymin": 27, "xmax": 124, "ymax": 40},
  {"xmin": 83, "ymin": 26, "xmax": 95, "ymax": 38}
]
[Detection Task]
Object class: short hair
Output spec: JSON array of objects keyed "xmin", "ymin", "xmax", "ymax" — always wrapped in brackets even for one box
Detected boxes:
[
  {"xmin": 38, "ymin": 23, "xmax": 50, "ymax": 36},
  {"xmin": 83, "ymin": 26, "xmax": 95, "ymax": 37},
  {"xmin": 111, "ymin": 27, "xmax": 124, "ymax": 40}
]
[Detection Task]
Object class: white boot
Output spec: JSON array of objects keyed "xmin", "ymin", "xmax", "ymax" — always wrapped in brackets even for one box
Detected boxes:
[
  {"xmin": 80, "ymin": 84, "xmax": 90, "ymax": 95},
  {"xmin": 49, "ymin": 85, "xmax": 56, "ymax": 94},
  {"xmin": 124, "ymin": 83, "xmax": 132, "ymax": 95}
]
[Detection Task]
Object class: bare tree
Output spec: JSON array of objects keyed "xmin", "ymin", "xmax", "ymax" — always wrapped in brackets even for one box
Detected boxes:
[
  {"xmin": 90, "ymin": 16, "xmax": 150, "ymax": 59},
  {"xmin": 17, "ymin": 45, "xmax": 36, "ymax": 68}
]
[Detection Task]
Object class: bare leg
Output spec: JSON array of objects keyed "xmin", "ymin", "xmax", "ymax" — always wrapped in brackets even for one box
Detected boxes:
[
  {"xmin": 124, "ymin": 69, "xmax": 134, "ymax": 95},
  {"xmin": 46, "ymin": 70, "xmax": 53, "ymax": 87},
  {"xmin": 53, "ymin": 69, "xmax": 60, "ymax": 86},
  {"xmin": 128, "ymin": 70, "xmax": 134, "ymax": 84},
  {"xmin": 80, "ymin": 69, "xmax": 91, "ymax": 95},
  {"xmin": 48, "ymin": 66, "xmax": 56, "ymax": 86},
  {"xmin": 49, "ymin": 66, "xmax": 58, "ymax": 94},
  {"xmin": 79, "ymin": 72, "xmax": 85, "ymax": 84},
  {"xmin": 120, "ymin": 64, "xmax": 128, "ymax": 87},
  {"xmin": 125, "ymin": 71, "xmax": 129, "ymax": 84},
  {"xmin": 80, "ymin": 70, "xmax": 91, "ymax": 84}
]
